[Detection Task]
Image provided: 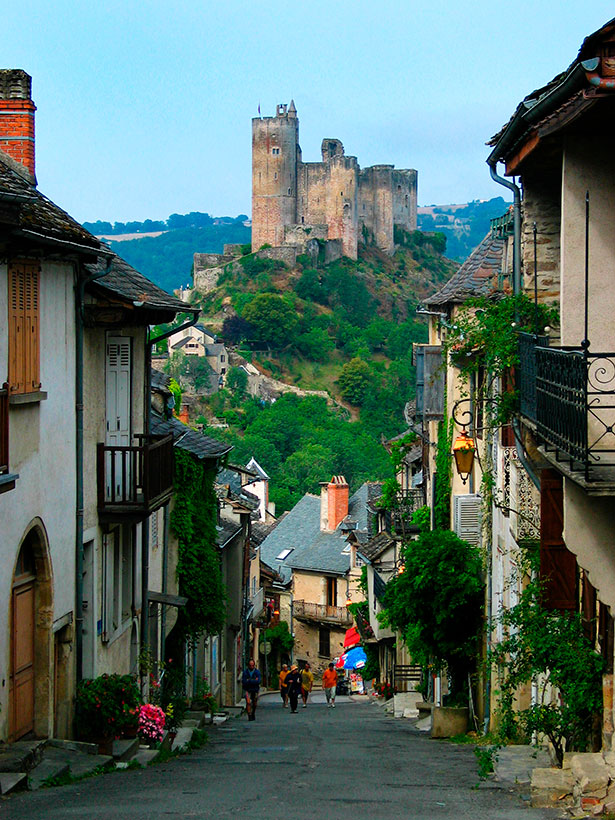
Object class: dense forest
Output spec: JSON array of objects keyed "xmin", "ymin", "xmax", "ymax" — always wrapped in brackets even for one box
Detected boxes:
[{"xmin": 162, "ymin": 231, "xmax": 456, "ymax": 512}]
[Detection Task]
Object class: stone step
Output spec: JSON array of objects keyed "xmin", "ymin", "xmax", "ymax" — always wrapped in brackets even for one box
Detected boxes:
[
  {"xmin": 28, "ymin": 756, "xmax": 70, "ymax": 791},
  {"xmin": 171, "ymin": 727, "xmax": 194, "ymax": 751},
  {"xmin": 48, "ymin": 738, "xmax": 99, "ymax": 756},
  {"xmin": 133, "ymin": 748, "xmax": 159, "ymax": 767},
  {"xmin": 112, "ymin": 737, "xmax": 140, "ymax": 762},
  {"xmin": 0, "ymin": 772, "xmax": 28, "ymax": 795},
  {"xmin": 181, "ymin": 720, "xmax": 200, "ymax": 728},
  {"xmin": 0, "ymin": 739, "xmax": 46, "ymax": 773},
  {"xmin": 184, "ymin": 710, "xmax": 206, "ymax": 728},
  {"xmin": 66, "ymin": 753, "xmax": 113, "ymax": 779}
]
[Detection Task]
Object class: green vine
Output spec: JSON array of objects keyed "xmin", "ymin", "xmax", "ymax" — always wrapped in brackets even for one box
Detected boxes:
[
  {"xmin": 490, "ymin": 543, "xmax": 604, "ymax": 765},
  {"xmin": 171, "ymin": 449, "xmax": 226, "ymax": 640},
  {"xmin": 434, "ymin": 414, "xmax": 453, "ymax": 530}
]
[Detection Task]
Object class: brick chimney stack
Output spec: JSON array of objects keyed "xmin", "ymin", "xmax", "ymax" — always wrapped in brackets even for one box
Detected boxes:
[
  {"xmin": 327, "ymin": 475, "xmax": 349, "ymax": 531},
  {"xmin": 0, "ymin": 70, "xmax": 36, "ymax": 184}
]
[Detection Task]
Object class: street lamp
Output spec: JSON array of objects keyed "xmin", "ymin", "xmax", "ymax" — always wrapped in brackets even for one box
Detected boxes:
[{"xmin": 452, "ymin": 431, "xmax": 476, "ymax": 484}]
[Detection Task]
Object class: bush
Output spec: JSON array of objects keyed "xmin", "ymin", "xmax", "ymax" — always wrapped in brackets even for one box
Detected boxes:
[{"xmin": 75, "ymin": 674, "xmax": 140, "ymax": 740}]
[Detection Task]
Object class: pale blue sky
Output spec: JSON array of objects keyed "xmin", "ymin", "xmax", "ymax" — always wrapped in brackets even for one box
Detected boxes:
[{"xmin": 1, "ymin": 2, "xmax": 613, "ymax": 222}]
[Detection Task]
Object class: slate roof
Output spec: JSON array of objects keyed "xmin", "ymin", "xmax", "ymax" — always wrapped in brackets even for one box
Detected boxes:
[
  {"xmin": 86, "ymin": 253, "xmax": 196, "ymax": 315},
  {"xmin": 206, "ymin": 343, "xmax": 226, "ymax": 356},
  {"xmin": 259, "ymin": 485, "xmax": 370, "ymax": 584},
  {"xmin": 251, "ymin": 519, "xmax": 280, "ymax": 549},
  {"xmin": 216, "ymin": 467, "xmax": 260, "ymax": 511},
  {"xmin": 217, "ymin": 519, "xmax": 242, "ymax": 549},
  {"xmin": 424, "ymin": 232, "xmax": 505, "ymax": 307},
  {"xmin": 0, "ymin": 152, "xmax": 101, "ymax": 251},
  {"xmin": 150, "ymin": 411, "xmax": 232, "ymax": 460},
  {"xmin": 358, "ymin": 532, "xmax": 395, "ymax": 563},
  {"xmin": 151, "ymin": 369, "xmax": 170, "ymax": 392}
]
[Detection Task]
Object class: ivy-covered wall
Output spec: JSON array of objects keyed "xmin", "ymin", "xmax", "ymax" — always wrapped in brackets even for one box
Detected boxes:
[{"xmin": 171, "ymin": 449, "xmax": 226, "ymax": 639}]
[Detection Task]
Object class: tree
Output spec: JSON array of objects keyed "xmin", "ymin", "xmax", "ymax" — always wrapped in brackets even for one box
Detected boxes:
[
  {"xmin": 242, "ymin": 294, "xmax": 298, "ymax": 348},
  {"xmin": 222, "ymin": 315, "xmax": 253, "ymax": 345},
  {"xmin": 226, "ymin": 366, "xmax": 248, "ymax": 396},
  {"xmin": 338, "ymin": 358, "xmax": 372, "ymax": 405},
  {"xmin": 382, "ymin": 530, "xmax": 484, "ymax": 701}
]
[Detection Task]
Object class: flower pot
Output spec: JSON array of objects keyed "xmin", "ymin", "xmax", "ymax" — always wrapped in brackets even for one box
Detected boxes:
[
  {"xmin": 431, "ymin": 706, "xmax": 469, "ymax": 738},
  {"xmin": 95, "ymin": 736, "xmax": 114, "ymax": 756}
]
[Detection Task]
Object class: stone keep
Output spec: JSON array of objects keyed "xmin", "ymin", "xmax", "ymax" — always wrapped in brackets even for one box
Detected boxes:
[{"xmin": 252, "ymin": 101, "xmax": 417, "ymax": 260}]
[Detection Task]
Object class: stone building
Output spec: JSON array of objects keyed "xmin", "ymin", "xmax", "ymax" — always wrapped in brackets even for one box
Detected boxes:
[{"xmin": 252, "ymin": 101, "xmax": 418, "ymax": 260}]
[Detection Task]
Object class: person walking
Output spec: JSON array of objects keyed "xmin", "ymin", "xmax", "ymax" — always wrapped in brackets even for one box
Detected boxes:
[
  {"xmin": 301, "ymin": 662, "xmax": 314, "ymax": 708},
  {"xmin": 279, "ymin": 663, "xmax": 289, "ymax": 708},
  {"xmin": 285, "ymin": 664, "xmax": 302, "ymax": 713},
  {"xmin": 242, "ymin": 658, "xmax": 261, "ymax": 721},
  {"xmin": 322, "ymin": 662, "xmax": 338, "ymax": 708}
]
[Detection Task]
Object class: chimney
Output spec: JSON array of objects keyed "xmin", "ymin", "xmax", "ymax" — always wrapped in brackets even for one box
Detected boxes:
[
  {"xmin": 0, "ymin": 70, "xmax": 36, "ymax": 183},
  {"xmin": 327, "ymin": 475, "xmax": 349, "ymax": 532},
  {"xmin": 320, "ymin": 482, "xmax": 329, "ymax": 531}
]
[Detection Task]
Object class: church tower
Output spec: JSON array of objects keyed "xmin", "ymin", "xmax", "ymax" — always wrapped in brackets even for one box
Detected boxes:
[{"xmin": 252, "ymin": 101, "xmax": 299, "ymax": 250}]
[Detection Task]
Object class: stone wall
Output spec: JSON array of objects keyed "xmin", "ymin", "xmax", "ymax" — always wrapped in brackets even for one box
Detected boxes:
[
  {"xmin": 521, "ymin": 169, "xmax": 561, "ymax": 307},
  {"xmin": 359, "ymin": 165, "xmax": 395, "ymax": 254},
  {"xmin": 392, "ymin": 169, "xmax": 418, "ymax": 231}
]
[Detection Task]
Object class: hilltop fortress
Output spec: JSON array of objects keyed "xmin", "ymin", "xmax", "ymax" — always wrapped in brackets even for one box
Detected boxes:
[
  {"xmin": 252, "ymin": 101, "xmax": 417, "ymax": 260},
  {"xmin": 192, "ymin": 102, "xmax": 418, "ymax": 292}
]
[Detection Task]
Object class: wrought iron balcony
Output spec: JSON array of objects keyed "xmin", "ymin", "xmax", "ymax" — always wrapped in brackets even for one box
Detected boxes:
[
  {"xmin": 293, "ymin": 600, "xmax": 353, "ymax": 626},
  {"xmin": 518, "ymin": 334, "xmax": 615, "ymax": 492},
  {"xmin": 97, "ymin": 433, "xmax": 174, "ymax": 519}
]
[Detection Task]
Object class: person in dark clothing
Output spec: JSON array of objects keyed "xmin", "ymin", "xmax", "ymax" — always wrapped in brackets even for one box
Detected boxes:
[
  {"xmin": 285, "ymin": 664, "xmax": 302, "ymax": 713},
  {"xmin": 242, "ymin": 658, "xmax": 261, "ymax": 721}
]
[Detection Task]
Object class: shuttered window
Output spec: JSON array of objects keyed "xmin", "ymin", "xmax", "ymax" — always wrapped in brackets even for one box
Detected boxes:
[
  {"xmin": 453, "ymin": 494, "xmax": 482, "ymax": 546},
  {"xmin": 539, "ymin": 469, "xmax": 577, "ymax": 611},
  {"xmin": 8, "ymin": 260, "xmax": 41, "ymax": 394}
]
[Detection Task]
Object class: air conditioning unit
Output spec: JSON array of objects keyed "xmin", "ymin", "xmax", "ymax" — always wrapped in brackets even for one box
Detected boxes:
[{"xmin": 453, "ymin": 494, "xmax": 482, "ymax": 546}]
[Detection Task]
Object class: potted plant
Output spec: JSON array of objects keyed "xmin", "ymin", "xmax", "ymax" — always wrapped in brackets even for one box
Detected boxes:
[{"xmin": 75, "ymin": 674, "xmax": 140, "ymax": 753}]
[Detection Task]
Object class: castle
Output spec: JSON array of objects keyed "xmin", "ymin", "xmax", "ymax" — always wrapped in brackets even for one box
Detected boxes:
[{"xmin": 252, "ymin": 101, "xmax": 418, "ymax": 260}]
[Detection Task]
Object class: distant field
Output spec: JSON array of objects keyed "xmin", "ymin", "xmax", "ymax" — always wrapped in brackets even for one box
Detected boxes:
[{"xmin": 97, "ymin": 231, "xmax": 167, "ymax": 242}]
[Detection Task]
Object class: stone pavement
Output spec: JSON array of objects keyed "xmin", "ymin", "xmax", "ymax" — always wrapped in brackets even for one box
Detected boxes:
[{"xmin": 0, "ymin": 692, "xmax": 562, "ymax": 819}]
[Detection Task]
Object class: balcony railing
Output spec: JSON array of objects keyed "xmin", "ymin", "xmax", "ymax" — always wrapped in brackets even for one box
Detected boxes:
[
  {"xmin": 97, "ymin": 433, "xmax": 174, "ymax": 518},
  {"xmin": 0, "ymin": 383, "xmax": 8, "ymax": 475},
  {"xmin": 518, "ymin": 332, "xmax": 549, "ymax": 422},
  {"xmin": 518, "ymin": 335, "xmax": 615, "ymax": 488},
  {"xmin": 293, "ymin": 600, "xmax": 353, "ymax": 626}
]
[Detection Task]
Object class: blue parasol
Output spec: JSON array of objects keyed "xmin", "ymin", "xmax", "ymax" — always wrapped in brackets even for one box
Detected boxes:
[{"xmin": 343, "ymin": 646, "xmax": 367, "ymax": 669}]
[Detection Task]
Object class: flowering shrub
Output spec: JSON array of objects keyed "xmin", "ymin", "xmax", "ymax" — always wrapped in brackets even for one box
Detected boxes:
[
  {"xmin": 138, "ymin": 703, "xmax": 166, "ymax": 743},
  {"xmin": 375, "ymin": 681, "xmax": 397, "ymax": 700},
  {"xmin": 75, "ymin": 674, "xmax": 140, "ymax": 740}
]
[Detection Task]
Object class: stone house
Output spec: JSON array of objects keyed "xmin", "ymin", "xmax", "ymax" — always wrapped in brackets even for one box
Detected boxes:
[
  {"xmin": 487, "ymin": 15, "xmax": 615, "ymax": 745},
  {"xmin": 259, "ymin": 477, "xmax": 372, "ymax": 678}
]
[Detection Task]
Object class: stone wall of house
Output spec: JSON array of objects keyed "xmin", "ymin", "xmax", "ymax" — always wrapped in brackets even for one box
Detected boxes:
[{"xmin": 521, "ymin": 169, "xmax": 561, "ymax": 307}]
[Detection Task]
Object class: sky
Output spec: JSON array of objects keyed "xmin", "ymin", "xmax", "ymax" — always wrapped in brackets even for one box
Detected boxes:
[{"xmin": 1, "ymin": 2, "xmax": 614, "ymax": 223}]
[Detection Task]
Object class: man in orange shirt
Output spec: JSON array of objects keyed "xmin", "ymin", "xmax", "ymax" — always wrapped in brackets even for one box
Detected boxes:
[
  {"xmin": 279, "ymin": 663, "xmax": 289, "ymax": 708},
  {"xmin": 322, "ymin": 662, "xmax": 338, "ymax": 708}
]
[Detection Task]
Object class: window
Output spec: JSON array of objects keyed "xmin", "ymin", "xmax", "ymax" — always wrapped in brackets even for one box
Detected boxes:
[
  {"xmin": 8, "ymin": 259, "xmax": 41, "ymax": 394},
  {"xmin": 274, "ymin": 172, "xmax": 278, "ymax": 180},
  {"xmin": 319, "ymin": 627, "xmax": 330, "ymax": 657},
  {"xmin": 355, "ymin": 553, "xmax": 364, "ymax": 568},
  {"xmin": 220, "ymin": 355, "xmax": 225, "ymax": 362},
  {"xmin": 272, "ymin": 147, "xmax": 280, "ymax": 155},
  {"xmin": 326, "ymin": 577, "xmax": 337, "ymax": 606},
  {"xmin": 276, "ymin": 548, "xmax": 293, "ymax": 560}
]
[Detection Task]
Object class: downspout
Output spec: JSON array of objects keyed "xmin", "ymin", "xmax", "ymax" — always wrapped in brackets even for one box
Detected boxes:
[
  {"xmin": 488, "ymin": 159, "xmax": 521, "ymax": 295},
  {"xmin": 75, "ymin": 256, "xmax": 114, "ymax": 682}
]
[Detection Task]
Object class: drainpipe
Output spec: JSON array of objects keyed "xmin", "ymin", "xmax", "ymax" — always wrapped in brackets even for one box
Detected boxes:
[
  {"xmin": 75, "ymin": 257, "xmax": 114, "ymax": 682},
  {"xmin": 488, "ymin": 159, "xmax": 521, "ymax": 295}
]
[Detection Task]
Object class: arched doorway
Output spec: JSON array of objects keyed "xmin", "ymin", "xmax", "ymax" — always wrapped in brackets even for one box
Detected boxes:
[{"xmin": 9, "ymin": 525, "xmax": 53, "ymax": 741}]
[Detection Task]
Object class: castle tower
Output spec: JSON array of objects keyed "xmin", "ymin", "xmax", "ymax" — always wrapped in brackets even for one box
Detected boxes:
[{"xmin": 252, "ymin": 101, "xmax": 299, "ymax": 250}]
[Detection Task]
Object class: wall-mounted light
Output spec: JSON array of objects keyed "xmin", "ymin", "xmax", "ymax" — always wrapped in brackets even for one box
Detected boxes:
[{"xmin": 452, "ymin": 431, "xmax": 476, "ymax": 484}]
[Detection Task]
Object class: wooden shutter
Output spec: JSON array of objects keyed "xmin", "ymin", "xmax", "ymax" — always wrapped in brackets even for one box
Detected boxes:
[
  {"xmin": 540, "ymin": 469, "xmax": 577, "ymax": 610},
  {"xmin": 453, "ymin": 494, "xmax": 482, "ymax": 546},
  {"xmin": 8, "ymin": 260, "xmax": 40, "ymax": 394}
]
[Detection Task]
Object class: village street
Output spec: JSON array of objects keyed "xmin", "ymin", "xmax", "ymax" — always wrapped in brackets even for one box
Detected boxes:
[{"xmin": 1, "ymin": 694, "xmax": 560, "ymax": 820}]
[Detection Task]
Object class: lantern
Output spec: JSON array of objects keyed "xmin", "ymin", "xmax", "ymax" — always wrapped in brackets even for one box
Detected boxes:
[{"xmin": 452, "ymin": 431, "xmax": 476, "ymax": 484}]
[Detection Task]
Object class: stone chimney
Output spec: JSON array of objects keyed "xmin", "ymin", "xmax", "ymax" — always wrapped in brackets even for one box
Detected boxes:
[
  {"xmin": 327, "ymin": 475, "xmax": 349, "ymax": 531},
  {"xmin": 320, "ymin": 481, "xmax": 329, "ymax": 531},
  {"xmin": 0, "ymin": 70, "xmax": 36, "ymax": 184}
]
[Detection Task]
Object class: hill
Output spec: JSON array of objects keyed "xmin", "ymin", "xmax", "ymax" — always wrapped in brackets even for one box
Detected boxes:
[{"xmin": 417, "ymin": 196, "xmax": 511, "ymax": 261}]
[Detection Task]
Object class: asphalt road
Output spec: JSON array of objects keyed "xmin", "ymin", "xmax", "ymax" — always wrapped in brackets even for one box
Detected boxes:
[{"xmin": 0, "ymin": 693, "xmax": 561, "ymax": 820}]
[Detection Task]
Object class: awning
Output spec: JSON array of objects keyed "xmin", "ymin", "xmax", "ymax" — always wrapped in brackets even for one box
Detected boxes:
[{"xmin": 343, "ymin": 626, "xmax": 361, "ymax": 649}]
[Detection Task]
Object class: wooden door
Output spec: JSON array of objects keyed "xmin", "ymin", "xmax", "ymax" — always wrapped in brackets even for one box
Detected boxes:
[{"xmin": 10, "ymin": 582, "xmax": 35, "ymax": 740}]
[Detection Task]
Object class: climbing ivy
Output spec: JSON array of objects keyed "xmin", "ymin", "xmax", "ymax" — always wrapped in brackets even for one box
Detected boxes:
[
  {"xmin": 491, "ymin": 544, "xmax": 604, "ymax": 765},
  {"xmin": 434, "ymin": 414, "xmax": 453, "ymax": 530},
  {"xmin": 171, "ymin": 449, "xmax": 226, "ymax": 639}
]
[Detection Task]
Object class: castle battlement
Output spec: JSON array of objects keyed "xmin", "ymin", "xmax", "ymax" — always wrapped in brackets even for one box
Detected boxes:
[{"xmin": 252, "ymin": 101, "xmax": 417, "ymax": 259}]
